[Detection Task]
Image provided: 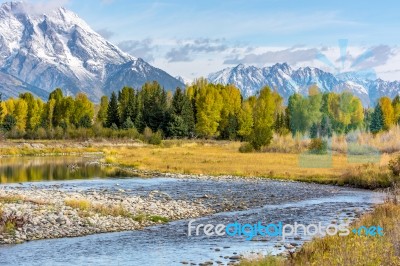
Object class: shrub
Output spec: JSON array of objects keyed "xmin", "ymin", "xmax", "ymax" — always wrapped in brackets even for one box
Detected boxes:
[
  {"xmin": 149, "ymin": 215, "xmax": 169, "ymax": 223},
  {"xmin": 149, "ymin": 131, "xmax": 162, "ymax": 145},
  {"xmin": 0, "ymin": 209, "xmax": 28, "ymax": 234},
  {"xmin": 54, "ymin": 126, "xmax": 65, "ymax": 139},
  {"xmin": 36, "ymin": 127, "xmax": 48, "ymax": 139},
  {"xmin": 143, "ymin": 127, "xmax": 153, "ymax": 142},
  {"xmin": 341, "ymin": 163, "xmax": 393, "ymax": 189},
  {"xmin": 2, "ymin": 114, "xmax": 16, "ymax": 131},
  {"xmin": 308, "ymin": 138, "xmax": 328, "ymax": 154},
  {"xmin": 65, "ymin": 199, "xmax": 91, "ymax": 211},
  {"xmin": 143, "ymin": 127, "xmax": 162, "ymax": 145},
  {"xmin": 239, "ymin": 142, "xmax": 254, "ymax": 153},
  {"xmin": 389, "ymin": 156, "xmax": 400, "ymax": 177}
]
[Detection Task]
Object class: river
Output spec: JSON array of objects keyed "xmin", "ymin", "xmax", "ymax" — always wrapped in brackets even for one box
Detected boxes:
[{"xmin": 0, "ymin": 157, "xmax": 384, "ymax": 266}]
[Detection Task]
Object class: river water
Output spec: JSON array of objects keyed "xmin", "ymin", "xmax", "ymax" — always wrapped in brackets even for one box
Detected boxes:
[{"xmin": 0, "ymin": 157, "xmax": 384, "ymax": 266}]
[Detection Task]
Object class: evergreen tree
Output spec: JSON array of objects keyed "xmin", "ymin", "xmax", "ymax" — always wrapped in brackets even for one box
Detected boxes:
[
  {"xmin": 309, "ymin": 123, "xmax": 319, "ymax": 139},
  {"xmin": 134, "ymin": 90, "xmax": 143, "ymax": 130},
  {"xmin": 288, "ymin": 93, "xmax": 309, "ymax": 135},
  {"xmin": 140, "ymin": 81, "xmax": 168, "ymax": 133},
  {"xmin": 223, "ymin": 114, "xmax": 239, "ymax": 140},
  {"xmin": 370, "ymin": 103, "xmax": 384, "ymax": 134},
  {"xmin": 320, "ymin": 114, "xmax": 333, "ymax": 138},
  {"xmin": 393, "ymin": 95, "xmax": 400, "ymax": 124},
  {"xmin": 122, "ymin": 117, "xmax": 135, "ymax": 129},
  {"xmin": 166, "ymin": 114, "xmax": 188, "ymax": 137},
  {"xmin": 48, "ymin": 88, "xmax": 64, "ymax": 127},
  {"xmin": 274, "ymin": 111, "xmax": 289, "ymax": 135},
  {"xmin": 2, "ymin": 114, "xmax": 17, "ymax": 131},
  {"xmin": 106, "ymin": 92, "xmax": 120, "ymax": 128},
  {"xmin": 118, "ymin": 87, "xmax": 135, "ymax": 125},
  {"xmin": 78, "ymin": 114, "xmax": 92, "ymax": 128},
  {"xmin": 166, "ymin": 87, "xmax": 195, "ymax": 138},
  {"xmin": 0, "ymin": 93, "xmax": 3, "ymax": 122}
]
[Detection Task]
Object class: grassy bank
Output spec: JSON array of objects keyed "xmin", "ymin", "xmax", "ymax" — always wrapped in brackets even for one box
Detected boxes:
[
  {"xmin": 0, "ymin": 140, "xmax": 102, "ymax": 156},
  {"xmin": 239, "ymin": 189, "xmax": 400, "ymax": 266},
  {"xmin": 103, "ymin": 140, "xmax": 399, "ymax": 189},
  {"xmin": 1, "ymin": 139, "xmax": 399, "ymax": 189}
]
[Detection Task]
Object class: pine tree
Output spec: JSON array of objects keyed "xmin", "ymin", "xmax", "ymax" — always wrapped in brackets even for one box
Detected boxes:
[
  {"xmin": 106, "ymin": 92, "xmax": 120, "ymax": 128},
  {"xmin": 2, "ymin": 114, "xmax": 16, "ymax": 131},
  {"xmin": 392, "ymin": 95, "xmax": 400, "ymax": 124},
  {"xmin": 78, "ymin": 114, "xmax": 92, "ymax": 128},
  {"xmin": 309, "ymin": 123, "xmax": 319, "ymax": 139},
  {"xmin": 48, "ymin": 88, "xmax": 64, "ymax": 127},
  {"xmin": 140, "ymin": 81, "xmax": 168, "ymax": 133},
  {"xmin": 118, "ymin": 87, "xmax": 135, "ymax": 125},
  {"xmin": 320, "ymin": 114, "xmax": 333, "ymax": 138},
  {"xmin": 370, "ymin": 103, "xmax": 384, "ymax": 134},
  {"xmin": 166, "ymin": 87, "xmax": 195, "ymax": 138},
  {"xmin": 288, "ymin": 93, "xmax": 309, "ymax": 135},
  {"xmin": 122, "ymin": 117, "xmax": 135, "ymax": 129},
  {"xmin": 0, "ymin": 93, "xmax": 3, "ymax": 124}
]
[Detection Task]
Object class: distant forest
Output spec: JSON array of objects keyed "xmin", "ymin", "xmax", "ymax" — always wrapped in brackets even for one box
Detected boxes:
[{"xmin": 0, "ymin": 78, "xmax": 399, "ymax": 149}]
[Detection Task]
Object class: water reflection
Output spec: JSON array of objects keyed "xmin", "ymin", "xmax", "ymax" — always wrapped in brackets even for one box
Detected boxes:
[{"xmin": 0, "ymin": 156, "xmax": 119, "ymax": 184}]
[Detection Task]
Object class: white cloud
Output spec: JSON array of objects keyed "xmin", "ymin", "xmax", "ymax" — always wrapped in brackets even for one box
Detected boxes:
[{"xmin": 17, "ymin": 0, "xmax": 70, "ymax": 14}]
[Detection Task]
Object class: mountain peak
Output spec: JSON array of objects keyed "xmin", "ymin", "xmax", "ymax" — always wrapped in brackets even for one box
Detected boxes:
[
  {"xmin": 208, "ymin": 63, "xmax": 400, "ymax": 106},
  {"xmin": 0, "ymin": 1, "xmax": 183, "ymax": 101}
]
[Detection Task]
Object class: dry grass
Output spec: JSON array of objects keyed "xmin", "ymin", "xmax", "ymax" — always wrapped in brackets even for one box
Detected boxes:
[
  {"xmin": 239, "ymin": 256, "xmax": 285, "ymax": 266},
  {"xmin": 0, "ymin": 134, "xmax": 398, "ymax": 188},
  {"xmin": 64, "ymin": 198, "xmax": 169, "ymax": 223},
  {"xmin": 240, "ymin": 190, "xmax": 400, "ymax": 266},
  {"xmin": 0, "ymin": 195, "xmax": 24, "ymax": 204},
  {"xmin": 292, "ymin": 202, "xmax": 400, "ymax": 265},
  {"xmin": 103, "ymin": 140, "xmax": 396, "ymax": 187},
  {"xmin": 358, "ymin": 125, "xmax": 400, "ymax": 154},
  {"xmin": 64, "ymin": 198, "xmax": 132, "ymax": 218}
]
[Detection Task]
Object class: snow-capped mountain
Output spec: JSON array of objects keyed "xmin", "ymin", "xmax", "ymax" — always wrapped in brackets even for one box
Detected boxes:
[
  {"xmin": 208, "ymin": 63, "xmax": 400, "ymax": 106},
  {"xmin": 0, "ymin": 2, "xmax": 184, "ymax": 101}
]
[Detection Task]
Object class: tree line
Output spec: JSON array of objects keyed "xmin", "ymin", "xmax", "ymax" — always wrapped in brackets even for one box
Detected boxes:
[{"xmin": 0, "ymin": 79, "xmax": 399, "ymax": 149}]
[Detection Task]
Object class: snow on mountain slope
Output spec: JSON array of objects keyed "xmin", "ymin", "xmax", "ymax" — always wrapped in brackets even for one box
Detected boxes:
[
  {"xmin": 0, "ymin": 71, "xmax": 49, "ymax": 99},
  {"xmin": 208, "ymin": 63, "xmax": 400, "ymax": 106},
  {"xmin": 0, "ymin": 2, "xmax": 184, "ymax": 101}
]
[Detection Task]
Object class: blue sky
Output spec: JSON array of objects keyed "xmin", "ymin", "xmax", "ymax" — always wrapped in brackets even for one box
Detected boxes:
[
  {"xmin": 70, "ymin": 0, "xmax": 400, "ymax": 45},
  {"xmin": 3, "ymin": 0, "xmax": 400, "ymax": 80}
]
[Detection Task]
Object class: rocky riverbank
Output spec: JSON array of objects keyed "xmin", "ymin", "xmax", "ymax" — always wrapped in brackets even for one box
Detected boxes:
[{"xmin": 0, "ymin": 186, "xmax": 213, "ymax": 245}]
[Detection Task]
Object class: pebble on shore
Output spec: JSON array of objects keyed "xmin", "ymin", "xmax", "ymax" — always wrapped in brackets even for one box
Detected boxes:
[{"xmin": 0, "ymin": 187, "xmax": 213, "ymax": 245}]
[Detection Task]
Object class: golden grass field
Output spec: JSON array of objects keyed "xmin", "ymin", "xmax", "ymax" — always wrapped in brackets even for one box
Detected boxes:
[
  {"xmin": 101, "ymin": 140, "xmax": 396, "ymax": 188},
  {"xmin": 0, "ymin": 135, "xmax": 398, "ymax": 188}
]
